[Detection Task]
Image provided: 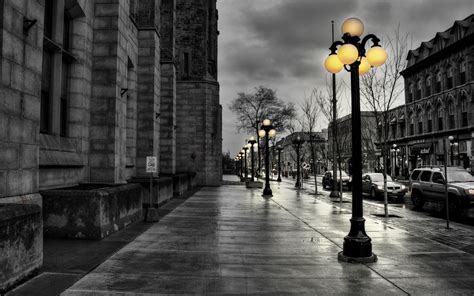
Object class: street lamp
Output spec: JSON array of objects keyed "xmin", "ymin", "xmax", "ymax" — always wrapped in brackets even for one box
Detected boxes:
[
  {"xmin": 292, "ymin": 136, "xmax": 305, "ymax": 189},
  {"xmin": 248, "ymin": 137, "xmax": 257, "ymax": 182},
  {"xmin": 390, "ymin": 144, "xmax": 400, "ymax": 177},
  {"xmin": 448, "ymin": 136, "xmax": 458, "ymax": 166},
  {"xmin": 243, "ymin": 145, "xmax": 249, "ymax": 181},
  {"xmin": 324, "ymin": 17, "xmax": 387, "ymax": 263},
  {"xmin": 276, "ymin": 145, "xmax": 284, "ymax": 182},
  {"xmin": 239, "ymin": 151, "xmax": 245, "ymax": 181},
  {"xmin": 259, "ymin": 119, "xmax": 276, "ymax": 197}
]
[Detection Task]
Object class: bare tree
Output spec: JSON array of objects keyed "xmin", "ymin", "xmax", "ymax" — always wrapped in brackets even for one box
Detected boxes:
[
  {"xmin": 299, "ymin": 90, "xmax": 322, "ymax": 195},
  {"xmin": 360, "ymin": 26, "xmax": 410, "ymax": 217},
  {"xmin": 229, "ymin": 86, "xmax": 296, "ymax": 175}
]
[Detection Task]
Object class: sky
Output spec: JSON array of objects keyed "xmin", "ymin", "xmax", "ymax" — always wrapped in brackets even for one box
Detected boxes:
[{"xmin": 217, "ymin": 0, "xmax": 474, "ymax": 157}]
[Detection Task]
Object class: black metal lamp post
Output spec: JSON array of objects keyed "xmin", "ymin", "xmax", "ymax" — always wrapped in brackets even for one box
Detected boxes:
[
  {"xmin": 448, "ymin": 136, "xmax": 458, "ymax": 166},
  {"xmin": 276, "ymin": 145, "xmax": 283, "ymax": 182},
  {"xmin": 324, "ymin": 17, "xmax": 387, "ymax": 263},
  {"xmin": 243, "ymin": 145, "xmax": 249, "ymax": 181},
  {"xmin": 292, "ymin": 136, "xmax": 305, "ymax": 189},
  {"xmin": 239, "ymin": 151, "xmax": 245, "ymax": 181},
  {"xmin": 248, "ymin": 137, "xmax": 257, "ymax": 182},
  {"xmin": 235, "ymin": 156, "xmax": 239, "ymax": 177},
  {"xmin": 259, "ymin": 119, "xmax": 276, "ymax": 197}
]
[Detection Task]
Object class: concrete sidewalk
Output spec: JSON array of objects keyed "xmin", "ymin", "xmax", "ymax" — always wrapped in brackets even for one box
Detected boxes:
[{"xmin": 63, "ymin": 181, "xmax": 474, "ymax": 295}]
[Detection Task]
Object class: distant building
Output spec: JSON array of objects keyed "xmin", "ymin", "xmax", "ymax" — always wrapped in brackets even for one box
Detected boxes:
[
  {"xmin": 392, "ymin": 14, "xmax": 474, "ymax": 173},
  {"xmin": 328, "ymin": 112, "xmax": 378, "ymax": 174}
]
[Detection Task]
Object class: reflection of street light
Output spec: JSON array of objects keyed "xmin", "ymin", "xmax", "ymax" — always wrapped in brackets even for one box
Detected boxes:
[
  {"xmin": 292, "ymin": 136, "xmax": 305, "ymax": 189},
  {"xmin": 448, "ymin": 136, "xmax": 458, "ymax": 166},
  {"xmin": 248, "ymin": 137, "xmax": 257, "ymax": 182},
  {"xmin": 276, "ymin": 145, "xmax": 284, "ymax": 182},
  {"xmin": 259, "ymin": 119, "xmax": 276, "ymax": 197},
  {"xmin": 324, "ymin": 17, "xmax": 387, "ymax": 263}
]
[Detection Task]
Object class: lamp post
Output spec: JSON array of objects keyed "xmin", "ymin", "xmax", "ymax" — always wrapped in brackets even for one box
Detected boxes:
[
  {"xmin": 324, "ymin": 17, "xmax": 387, "ymax": 263},
  {"xmin": 239, "ymin": 151, "xmax": 244, "ymax": 181},
  {"xmin": 243, "ymin": 145, "xmax": 249, "ymax": 181},
  {"xmin": 276, "ymin": 145, "xmax": 283, "ymax": 182},
  {"xmin": 259, "ymin": 119, "xmax": 276, "ymax": 197},
  {"xmin": 292, "ymin": 136, "xmax": 305, "ymax": 189},
  {"xmin": 448, "ymin": 136, "xmax": 458, "ymax": 166},
  {"xmin": 248, "ymin": 137, "xmax": 257, "ymax": 182}
]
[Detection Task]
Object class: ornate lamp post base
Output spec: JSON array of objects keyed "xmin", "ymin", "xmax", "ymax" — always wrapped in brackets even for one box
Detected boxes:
[
  {"xmin": 337, "ymin": 217, "xmax": 377, "ymax": 263},
  {"xmin": 262, "ymin": 187, "xmax": 273, "ymax": 197},
  {"xmin": 329, "ymin": 191, "xmax": 340, "ymax": 198}
]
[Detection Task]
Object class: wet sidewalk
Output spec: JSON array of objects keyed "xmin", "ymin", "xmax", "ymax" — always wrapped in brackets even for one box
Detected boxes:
[{"xmin": 63, "ymin": 181, "xmax": 474, "ymax": 295}]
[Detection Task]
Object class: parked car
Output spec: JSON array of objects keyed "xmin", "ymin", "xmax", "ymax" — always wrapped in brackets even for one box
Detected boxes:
[
  {"xmin": 362, "ymin": 173, "xmax": 407, "ymax": 200},
  {"xmin": 410, "ymin": 167, "xmax": 474, "ymax": 217},
  {"xmin": 322, "ymin": 170, "xmax": 351, "ymax": 190}
]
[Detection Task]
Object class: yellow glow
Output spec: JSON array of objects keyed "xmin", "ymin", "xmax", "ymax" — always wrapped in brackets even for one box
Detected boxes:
[
  {"xmin": 263, "ymin": 119, "xmax": 271, "ymax": 126},
  {"xmin": 366, "ymin": 46, "xmax": 387, "ymax": 67},
  {"xmin": 337, "ymin": 44, "xmax": 359, "ymax": 65},
  {"xmin": 249, "ymin": 136, "xmax": 255, "ymax": 141},
  {"xmin": 358, "ymin": 56, "xmax": 371, "ymax": 75},
  {"xmin": 341, "ymin": 17, "xmax": 364, "ymax": 37},
  {"xmin": 324, "ymin": 54, "xmax": 344, "ymax": 74},
  {"xmin": 258, "ymin": 130, "xmax": 266, "ymax": 138},
  {"xmin": 269, "ymin": 129, "xmax": 276, "ymax": 138}
]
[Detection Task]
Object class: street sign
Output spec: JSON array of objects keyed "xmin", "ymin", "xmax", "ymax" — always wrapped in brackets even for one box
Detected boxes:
[{"xmin": 146, "ymin": 156, "xmax": 158, "ymax": 173}]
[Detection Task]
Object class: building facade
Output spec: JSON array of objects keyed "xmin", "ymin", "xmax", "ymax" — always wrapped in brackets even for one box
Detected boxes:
[
  {"xmin": 390, "ymin": 14, "xmax": 474, "ymax": 174},
  {"xmin": 0, "ymin": 0, "xmax": 222, "ymax": 206}
]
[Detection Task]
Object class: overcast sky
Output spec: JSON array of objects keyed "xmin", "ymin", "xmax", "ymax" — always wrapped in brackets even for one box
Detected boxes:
[{"xmin": 217, "ymin": 0, "xmax": 474, "ymax": 157}]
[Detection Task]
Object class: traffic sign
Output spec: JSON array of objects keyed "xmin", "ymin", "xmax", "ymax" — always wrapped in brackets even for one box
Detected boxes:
[{"xmin": 146, "ymin": 156, "xmax": 158, "ymax": 173}]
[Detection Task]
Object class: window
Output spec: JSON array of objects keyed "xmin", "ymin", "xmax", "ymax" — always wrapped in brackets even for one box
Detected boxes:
[
  {"xmin": 416, "ymin": 79, "xmax": 422, "ymax": 100},
  {"xmin": 437, "ymin": 106, "xmax": 444, "ymax": 131},
  {"xmin": 448, "ymin": 101, "xmax": 455, "ymax": 129},
  {"xmin": 417, "ymin": 112, "xmax": 423, "ymax": 134},
  {"xmin": 391, "ymin": 123, "xmax": 396, "ymax": 139},
  {"xmin": 427, "ymin": 108, "xmax": 433, "ymax": 132},
  {"xmin": 40, "ymin": 50, "xmax": 52, "ymax": 133},
  {"xmin": 436, "ymin": 71, "xmax": 442, "ymax": 93},
  {"xmin": 399, "ymin": 122, "xmax": 405, "ymax": 137},
  {"xmin": 408, "ymin": 84, "xmax": 414, "ymax": 102},
  {"xmin": 409, "ymin": 114, "xmax": 415, "ymax": 135},
  {"xmin": 425, "ymin": 75, "xmax": 431, "ymax": 96},
  {"xmin": 410, "ymin": 170, "xmax": 421, "ymax": 181},
  {"xmin": 44, "ymin": 0, "xmax": 53, "ymax": 39},
  {"xmin": 432, "ymin": 172, "xmax": 445, "ymax": 184},
  {"xmin": 461, "ymin": 96, "xmax": 468, "ymax": 126},
  {"xmin": 447, "ymin": 67, "xmax": 453, "ymax": 89},
  {"xmin": 130, "ymin": 0, "xmax": 138, "ymax": 22},
  {"xmin": 420, "ymin": 171, "xmax": 432, "ymax": 182},
  {"xmin": 183, "ymin": 52, "xmax": 190, "ymax": 77},
  {"xmin": 460, "ymin": 61, "xmax": 466, "ymax": 84}
]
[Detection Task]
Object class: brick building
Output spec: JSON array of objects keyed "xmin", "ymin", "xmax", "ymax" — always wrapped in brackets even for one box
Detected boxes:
[
  {"xmin": 0, "ymin": 0, "xmax": 221, "ymax": 290},
  {"xmin": 389, "ymin": 14, "xmax": 474, "ymax": 173}
]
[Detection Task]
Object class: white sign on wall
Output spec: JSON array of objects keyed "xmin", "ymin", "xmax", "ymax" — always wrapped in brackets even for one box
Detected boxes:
[{"xmin": 146, "ymin": 156, "xmax": 158, "ymax": 173}]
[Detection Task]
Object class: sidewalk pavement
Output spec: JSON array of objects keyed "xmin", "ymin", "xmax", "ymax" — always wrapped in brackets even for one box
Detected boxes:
[{"xmin": 61, "ymin": 178, "xmax": 474, "ymax": 295}]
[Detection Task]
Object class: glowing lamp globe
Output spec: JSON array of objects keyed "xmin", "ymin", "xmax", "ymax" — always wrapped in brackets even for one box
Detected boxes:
[
  {"xmin": 258, "ymin": 130, "xmax": 266, "ymax": 138},
  {"xmin": 358, "ymin": 56, "xmax": 371, "ymax": 75},
  {"xmin": 448, "ymin": 136, "xmax": 454, "ymax": 141},
  {"xmin": 366, "ymin": 46, "xmax": 387, "ymax": 67},
  {"xmin": 263, "ymin": 119, "xmax": 271, "ymax": 126},
  {"xmin": 341, "ymin": 17, "xmax": 364, "ymax": 37},
  {"xmin": 337, "ymin": 44, "xmax": 359, "ymax": 65},
  {"xmin": 324, "ymin": 54, "xmax": 344, "ymax": 73},
  {"xmin": 249, "ymin": 136, "xmax": 255, "ymax": 141},
  {"xmin": 268, "ymin": 129, "xmax": 276, "ymax": 138}
]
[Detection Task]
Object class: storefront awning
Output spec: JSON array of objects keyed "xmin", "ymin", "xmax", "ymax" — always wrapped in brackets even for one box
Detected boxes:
[{"xmin": 410, "ymin": 144, "xmax": 433, "ymax": 155}]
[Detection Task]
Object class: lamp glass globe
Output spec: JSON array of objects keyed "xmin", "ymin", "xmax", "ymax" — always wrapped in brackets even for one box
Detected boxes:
[
  {"xmin": 358, "ymin": 56, "xmax": 371, "ymax": 75},
  {"xmin": 337, "ymin": 44, "xmax": 359, "ymax": 65},
  {"xmin": 448, "ymin": 136, "xmax": 454, "ymax": 141},
  {"xmin": 341, "ymin": 17, "xmax": 364, "ymax": 37},
  {"xmin": 258, "ymin": 130, "xmax": 266, "ymax": 138},
  {"xmin": 263, "ymin": 119, "xmax": 271, "ymax": 126},
  {"xmin": 366, "ymin": 46, "xmax": 387, "ymax": 67},
  {"xmin": 268, "ymin": 129, "xmax": 276, "ymax": 138},
  {"xmin": 324, "ymin": 54, "xmax": 344, "ymax": 74}
]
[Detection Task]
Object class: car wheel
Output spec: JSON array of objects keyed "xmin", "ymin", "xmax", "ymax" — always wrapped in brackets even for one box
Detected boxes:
[
  {"xmin": 370, "ymin": 188, "xmax": 377, "ymax": 199},
  {"xmin": 411, "ymin": 191, "xmax": 424, "ymax": 210}
]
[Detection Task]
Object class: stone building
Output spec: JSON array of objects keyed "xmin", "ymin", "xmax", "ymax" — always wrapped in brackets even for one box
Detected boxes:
[
  {"xmin": 389, "ymin": 14, "xmax": 474, "ymax": 173},
  {"xmin": 328, "ymin": 112, "xmax": 379, "ymax": 174},
  {"xmin": 0, "ymin": 0, "xmax": 221, "ymax": 290}
]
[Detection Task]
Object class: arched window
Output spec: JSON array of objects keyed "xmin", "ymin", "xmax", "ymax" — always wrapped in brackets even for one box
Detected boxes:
[
  {"xmin": 409, "ymin": 113, "xmax": 415, "ymax": 135},
  {"xmin": 448, "ymin": 100, "xmax": 455, "ymax": 129},
  {"xmin": 437, "ymin": 104, "xmax": 444, "ymax": 131},
  {"xmin": 417, "ymin": 110, "xmax": 423, "ymax": 134},
  {"xmin": 427, "ymin": 106, "xmax": 433, "ymax": 132},
  {"xmin": 425, "ymin": 75, "xmax": 432, "ymax": 96},
  {"xmin": 416, "ymin": 79, "xmax": 422, "ymax": 100},
  {"xmin": 435, "ymin": 71, "xmax": 442, "ymax": 93},
  {"xmin": 461, "ymin": 95, "xmax": 468, "ymax": 126},
  {"xmin": 447, "ymin": 67, "xmax": 453, "ymax": 89},
  {"xmin": 408, "ymin": 83, "xmax": 414, "ymax": 102},
  {"xmin": 460, "ymin": 60, "xmax": 466, "ymax": 84}
]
